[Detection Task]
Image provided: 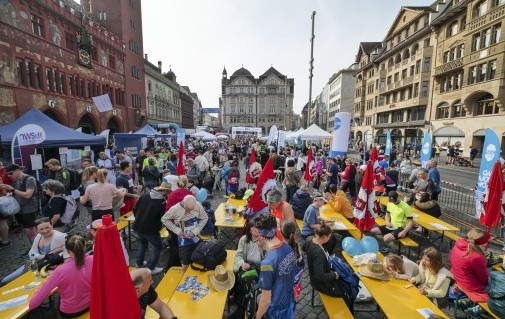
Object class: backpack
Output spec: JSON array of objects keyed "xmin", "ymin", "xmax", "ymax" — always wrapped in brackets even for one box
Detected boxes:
[
  {"xmin": 20, "ymin": 174, "xmax": 46, "ymax": 209},
  {"xmin": 50, "ymin": 195, "xmax": 78, "ymax": 225},
  {"xmin": 200, "ymin": 208, "xmax": 216, "ymax": 236},
  {"xmin": 328, "ymin": 255, "xmax": 360, "ymax": 300},
  {"xmin": 64, "ymin": 168, "xmax": 81, "ymax": 191},
  {"xmin": 190, "ymin": 240, "xmax": 227, "ymax": 271},
  {"xmin": 488, "ymin": 270, "xmax": 505, "ymax": 318}
]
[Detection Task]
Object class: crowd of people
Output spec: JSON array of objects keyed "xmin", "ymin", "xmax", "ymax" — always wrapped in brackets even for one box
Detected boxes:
[{"xmin": 0, "ymin": 136, "xmax": 503, "ymax": 319}]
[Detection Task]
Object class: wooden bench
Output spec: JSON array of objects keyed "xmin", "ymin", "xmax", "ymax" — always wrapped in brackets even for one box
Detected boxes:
[
  {"xmin": 478, "ymin": 302, "xmax": 501, "ymax": 319},
  {"xmin": 375, "ymin": 217, "xmax": 419, "ymax": 257},
  {"xmin": 435, "ymin": 230, "xmax": 461, "ymax": 249},
  {"xmin": 295, "ymin": 218, "xmax": 304, "ymax": 231},
  {"xmin": 145, "ymin": 267, "xmax": 184, "ymax": 319},
  {"xmin": 319, "ymin": 292, "xmax": 354, "ymax": 319}
]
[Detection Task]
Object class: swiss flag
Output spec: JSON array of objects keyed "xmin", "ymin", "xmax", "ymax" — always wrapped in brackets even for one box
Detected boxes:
[
  {"xmin": 248, "ymin": 157, "xmax": 277, "ymax": 212},
  {"xmin": 176, "ymin": 141, "xmax": 186, "ymax": 175},
  {"xmin": 353, "ymin": 160, "xmax": 379, "ymax": 235}
]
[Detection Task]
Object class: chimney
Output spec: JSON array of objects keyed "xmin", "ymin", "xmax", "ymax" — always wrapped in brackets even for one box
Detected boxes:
[
  {"xmin": 144, "ymin": 53, "xmax": 148, "ymax": 60},
  {"xmin": 158, "ymin": 61, "xmax": 162, "ymax": 72}
]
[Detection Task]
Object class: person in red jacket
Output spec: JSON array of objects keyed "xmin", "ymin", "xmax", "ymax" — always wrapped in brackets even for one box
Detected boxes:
[
  {"xmin": 165, "ymin": 176, "xmax": 193, "ymax": 212},
  {"xmin": 449, "ymin": 228, "xmax": 489, "ymax": 302},
  {"xmin": 338, "ymin": 158, "xmax": 357, "ymax": 204}
]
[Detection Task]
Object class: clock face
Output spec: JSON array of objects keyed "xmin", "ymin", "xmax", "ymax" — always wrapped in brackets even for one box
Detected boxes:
[{"xmin": 79, "ymin": 49, "xmax": 91, "ymax": 67}]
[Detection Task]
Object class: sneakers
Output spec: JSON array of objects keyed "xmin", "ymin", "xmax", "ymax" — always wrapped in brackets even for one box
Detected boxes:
[
  {"xmin": 135, "ymin": 261, "xmax": 147, "ymax": 268},
  {"xmin": 150, "ymin": 267, "xmax": 164, "ymax": 275},
  {"xmin": 464, "ymin": 305, "xmax": 483, "ymax": 319},
  {"xmin": 456, "ymin": 298, "xmax": 472, "ymax": 310},
  {"xmin": 415, "ymin": 226, "xmax": 423, "ymax": 234},
  {"xmin": 379, "ymin": 245, "xmax": 390, "ymax": 254}
]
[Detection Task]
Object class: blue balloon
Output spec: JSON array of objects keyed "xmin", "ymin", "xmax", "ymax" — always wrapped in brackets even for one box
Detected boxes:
[
  {"xmin": 360, "ymin": 236, "xmax": 379, "ymax": 254},
  {"xmin": 196, "ymin": 188, "xmax": 208, "ymax": 203},
  {"xmin": 342, "ymin": 237, "xmax": 363, "ymax": 257}
]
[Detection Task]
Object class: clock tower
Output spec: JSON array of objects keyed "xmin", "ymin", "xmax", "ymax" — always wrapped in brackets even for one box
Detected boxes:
[{"xmin": 77, "ymin": 25, "xmax": 93, "ymax": 68}]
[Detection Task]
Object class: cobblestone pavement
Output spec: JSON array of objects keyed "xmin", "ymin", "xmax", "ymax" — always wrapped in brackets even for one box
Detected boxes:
[{"xmin": 0, "ymin": 162, "xmax": 474, "ymax": 318}]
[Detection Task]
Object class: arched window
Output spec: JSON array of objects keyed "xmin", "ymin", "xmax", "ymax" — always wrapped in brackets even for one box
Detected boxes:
[
  {"xmin": 395, "ymin": 53, "xmax": 401, "ymax": 64},
  {"xmin": 473, "ymin": 0, "xmax": 488, "ymax": 18},
  {"xmin": 446, "ymin": 21, "xmax": 459, "ymax": 37},
  {"xmin": 452, "ymin": 99, "xmax": 466, "ymax": 117},
  {"xmin": 403, "ymin": 49, "xmax": 410, "ymax": 59},
  {"xmin": 412, "ymin": 43, "xmax": 419, "ymax": 55},
  {"xmin": 78, "ymin": 114, "xmax": 96, "ymax": 135},
  {"xmin": 388, "ymin": 58, "xmax": 394, "ymax": 67},
  {"xmin": 476, "ymin": 94, "xmax": 498, "ymax": 115},
  {"xmin": 437, "ymin": 103, "xmax": 450, "ymax": 119}
]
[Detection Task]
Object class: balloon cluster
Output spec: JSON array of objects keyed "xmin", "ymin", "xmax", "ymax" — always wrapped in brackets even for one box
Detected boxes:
[
  {"xmin": 342, "ymin": 236, "xmax": 379, "ymax": 256},
  {"xmin": 196, "ymin": 188, "xmax": 208, "ymax": 203}
]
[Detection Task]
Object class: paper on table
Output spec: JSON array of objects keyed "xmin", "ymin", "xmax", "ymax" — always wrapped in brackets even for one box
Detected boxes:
[
  {"xmin": 333, "ymin": 222, "xmax": 348, "ymax": 230},
  {"xmin": 125, "ymin": 215, "xmax": 135, "ymax": 221},
  {"xmin": 412, "ymin": 214, "xmax": 419, "ymax": 218},
  {"xmin": 0, "ymin": 294, "xmax": 29, "ymax": 311},
  {"xmin": 429, "ymin": 223, "xmax": 449, "ymax": 230},
  {"xmin": 416, "ymin": 307, "xmax": 435, "ymax": 318},
  {"xmin": 2, "ymin": 286, "xmax": 25, "ymax": 295}
]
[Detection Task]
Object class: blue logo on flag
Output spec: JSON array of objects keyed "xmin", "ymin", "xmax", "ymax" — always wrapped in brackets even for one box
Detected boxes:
[{"xmin": 334, "ymin": 117, "xmax": 342, "ymax": 131}]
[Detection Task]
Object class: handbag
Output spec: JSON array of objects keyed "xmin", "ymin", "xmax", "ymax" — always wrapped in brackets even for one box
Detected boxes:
[
  {"xmin": 36, "ymin": 253, "xmax": 64, "ymax": 271},
  {"xmin": 0, "ymin": 196, "xmax": 20, "ymax": 216},
  {"xmin": 190, "ymin": 240, "xmax": 227, "ymax": 271}
]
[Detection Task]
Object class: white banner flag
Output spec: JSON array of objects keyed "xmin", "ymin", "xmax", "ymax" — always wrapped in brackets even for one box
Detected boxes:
[{"xmin": 92, "ymin": 94, "xmax": 113, "ymax": 112}]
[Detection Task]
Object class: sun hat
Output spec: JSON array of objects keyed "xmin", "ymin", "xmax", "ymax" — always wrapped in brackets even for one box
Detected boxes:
[
  {"xmin": 311, "ymin": 192, "xmax": 327, "ymax": 203},
  {"xmin": 154, "ymin": 182, "xmax": 171, "ymax": 192},
  {"xmin": 208, "ymin": 265, "xmax": 235, "ymax": 292},
  {"xmin": 359, "ymin": 259, "xmax": 391, "ymax": 281},
  {"xmin": 243, "ymin": 189, "xmax": 254, "ymax": 200}
]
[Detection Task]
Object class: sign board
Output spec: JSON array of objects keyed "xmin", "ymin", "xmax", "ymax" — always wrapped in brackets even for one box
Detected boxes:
[
  {"xmin": 176, "ymin": 128, "xmax": 186, "ymax": 146},
  {"xmin": 14, "ymin": 124, "xmax": 46, "ymax": 146},
  {"xmin": 30, "ymin": 154, "xmax": 43, "ymax": 170},
  {"xmin": 201, "ymin": 108, "xmax": 220, "ymax": 113}
]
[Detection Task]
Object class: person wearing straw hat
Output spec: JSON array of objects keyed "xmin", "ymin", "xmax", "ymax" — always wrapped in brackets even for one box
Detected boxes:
[
  {"xmin": 130, "ymin": 268, "xmax": 177, "ymax": 319},
  {"xmin": 253, "ymin": 214, "xmax": 295, "ymax": 319},
  {"xmin": 133, "ymin": 182, "xmax": 171, "ymax": 275},
  {"xmin": 209, "ymin": 265, "xmax": 236, "ymax": 292}
]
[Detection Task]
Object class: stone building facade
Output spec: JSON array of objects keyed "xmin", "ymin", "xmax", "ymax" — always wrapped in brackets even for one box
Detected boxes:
[
  {"xmin": 144, "ymin": 56, "xmax": 181, "ymax": 132},
  {"xmin": 327, "ymin": 64, "xmax": 358, "ymax": 132},
  {"xmin": 0, "ymin": 0, "xmax": 127, "ymax": 134},
  {"xmin": 220, "ymin": 67, "xmax": 294, "ymax": 134}
]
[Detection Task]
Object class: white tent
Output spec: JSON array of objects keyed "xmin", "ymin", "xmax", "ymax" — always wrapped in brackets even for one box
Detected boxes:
[
  {"xmin": 201, "ymin": 132, "xmax": 217, "ymax": 141},
  {"xmin": 191, "ymin": 131, "xmax": 206, "ymax": 138},
  {"xmin": 298, "ymin": 124, "xmax": 332, "ymax": 140},
  {"xmin": 216, "ymin": 135, "xmax": 229, "ymax": 140}
]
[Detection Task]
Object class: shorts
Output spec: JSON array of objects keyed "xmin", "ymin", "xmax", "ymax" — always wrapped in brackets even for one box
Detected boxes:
[
  {"xmin": 91, "ymin": 209, "xmax": 113, "ymax": 221},
  {"xmin": 15, "ymin": 212, "xmax": 37, "ymax": 228},
  {"xmin": 378, "ymin": 225, "xmax": 405, "ymax": 239},
  {"xmin": 179, "ymin": 242, "xmax": 198, "ymax": 265}
]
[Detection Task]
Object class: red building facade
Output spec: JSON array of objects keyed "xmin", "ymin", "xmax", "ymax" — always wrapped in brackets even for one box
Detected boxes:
[{"xmin": 0, "ymin": 0, "xmax": 133, "ymax": 134}]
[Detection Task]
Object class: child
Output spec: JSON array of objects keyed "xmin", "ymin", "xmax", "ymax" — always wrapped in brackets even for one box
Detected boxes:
[{"xmin": 224, "ymin": 161, "xmax": 240, "ymax": 196}]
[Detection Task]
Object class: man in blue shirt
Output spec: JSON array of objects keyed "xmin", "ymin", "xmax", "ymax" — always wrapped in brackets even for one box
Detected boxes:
[
  {"xmin": 427, "ymin": 160, "xmax": 441, "ymax": 200},
  {"xmin": 253, "ymin": 214, "xmax": 295, "ymax": 319},
  {"xmin": 325, "ymin": 157, "xmax": 339, "ymax": 187},
  {"xmin": 301, "ymin": 192, "xmax": 327, "ymax": 238}
]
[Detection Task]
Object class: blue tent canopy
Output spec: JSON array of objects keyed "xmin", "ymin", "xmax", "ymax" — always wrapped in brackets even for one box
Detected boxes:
[{"xmin": 0, "ymin": 108, "xmax": 106, "ymax": 147}]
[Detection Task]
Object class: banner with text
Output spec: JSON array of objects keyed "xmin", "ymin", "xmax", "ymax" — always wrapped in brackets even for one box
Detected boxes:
[
  {"xmin": 11, "ymin": 124, "xmax": 46, "ymax": 168},
  {"xmin": 267, "ymin": 125, "xmax": 278, "ymax": 146},
  {"xmin": 176, "ymin": 128, "xmax": 186, "ymax": 147},
  {"xmin": 420, "ymin": 131, "xmax": 432, "ymax": 168},
  {"xmin": 475, "ymin": 128, "xmax": 501, "ymax": 218},
  {"xmin": 330, "ymin": 112, "xmax": 351, "ymax": 157},
  {"xmin": 92, "ymin": 94, "xmax": 113, "ymax": 112},
  {"xmin": 277, "ymin": 130, "xmax": 286, "ymax": 154}
]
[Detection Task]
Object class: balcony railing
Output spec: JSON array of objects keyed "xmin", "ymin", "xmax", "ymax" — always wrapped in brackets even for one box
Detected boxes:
[
  {"xmin": 467, "ymin": 5, "xmax": 505, "ymax": 32},
  {"xmin": 435, "ymin": 57, "xmax": 464, "ymax": 76}
]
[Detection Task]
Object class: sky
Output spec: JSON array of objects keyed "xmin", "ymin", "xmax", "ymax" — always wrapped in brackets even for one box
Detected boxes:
[{"xmin": 141, "ymin": 0, "xmax": 430, "ymax": 114}]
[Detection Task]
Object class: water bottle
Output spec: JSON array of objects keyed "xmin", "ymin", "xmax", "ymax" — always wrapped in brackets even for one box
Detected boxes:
[{"xmin": 28, "ymin": 253, "xmax": 39, "ymax": 276}]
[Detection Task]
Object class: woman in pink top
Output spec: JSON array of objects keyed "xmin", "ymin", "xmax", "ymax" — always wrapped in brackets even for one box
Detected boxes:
[
  {"xmin": 80, "ymin": 169, "xmax": 126, "ymax": 221},
  {"xmin": 29, "ymin": 235, "xmax": 93, "ymax": 318}
]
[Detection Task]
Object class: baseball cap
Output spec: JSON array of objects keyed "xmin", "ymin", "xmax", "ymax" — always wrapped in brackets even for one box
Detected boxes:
[
  {"xmin": 243, "ymin": 189, "xmax": 254, "ymax": 200},
  {"xmin": 388, "ymin": 191, "xmax": 399, "ymax": 203}
]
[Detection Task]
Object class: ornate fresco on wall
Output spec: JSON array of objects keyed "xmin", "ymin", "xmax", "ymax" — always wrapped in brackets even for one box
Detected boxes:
[
  {"xmin": 0, "ymin": 42, "xmax": 15, "ymax": 85},
  {"xmin": 0, "ymin": 0, "xmax": 28, "ymax": 32}
]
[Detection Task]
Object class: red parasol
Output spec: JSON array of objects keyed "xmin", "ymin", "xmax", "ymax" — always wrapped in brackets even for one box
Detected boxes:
[
  {"xmin": 480, "ymin": 161, "xmax": 504, "ymax": 230},
  {"xmin": 353, "ymin": 160, "xmax": 379, "ymax": 236},
  {"xmin": 176, "ymin": 141, "xmax": 186, "ymax": 175},
  {"xmin": 90, "ymin": 215, "xmax": 141, "ymax": 319},
  {"xmin": 304, "ymin": 147, "xmax": 313, "ymax": 183},
  {"xmin": 248, "ymin": 157, "xmax": 277, "ymax": 212}
]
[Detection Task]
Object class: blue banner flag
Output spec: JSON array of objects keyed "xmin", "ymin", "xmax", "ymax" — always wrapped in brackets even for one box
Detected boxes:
[
  {"xmin": 475, "ymin": 128, "xmax": 501, "ymax": 218},
  {"xmin": 176, "ymin": 128, "xmax": 186, "ymax": 147},
  {"xmin": 385, "ymin": 130, "xmax": 392, "ymax": 156},
  {"xmin": 420, "ymin": 131, "xmax": 432, "ymax": 168}
]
